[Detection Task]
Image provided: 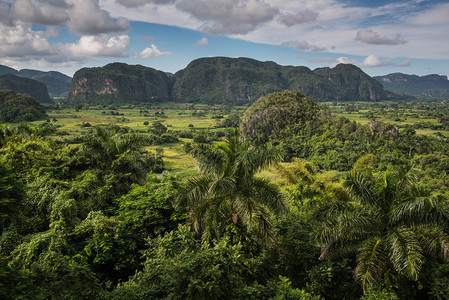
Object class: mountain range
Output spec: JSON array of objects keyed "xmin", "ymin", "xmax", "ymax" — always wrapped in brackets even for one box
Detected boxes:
[
  {"xmin": 0, "ymin": 65, "xmax": 71, "ymax": 98},
  {"xmin": 66, "ymin": 57, "xmax": 405, "ymax": 106},
  {"xmin": 1, "ymin": 58, "xmax": 449, "ymax": 108},
  {"xmin": 374, "ymin": 73, "xmax": 449, "ymax": 98},
  {"xmin": 171, "ymin": 57, "xmax": 397, "ymax": 103}
]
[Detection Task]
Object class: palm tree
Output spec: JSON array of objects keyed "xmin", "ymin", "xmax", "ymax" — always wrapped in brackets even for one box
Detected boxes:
[
  {"xmin": 84, "ymin": 126, "xmax": 149, "ymax": 163},
  {"xmin": 83, "ymin": 126, "xmax": 152, "ymax": 184},
  {"xmin": 315, "ymin": 165, "xmax": 449, "ymax": 292},
  {"xmin": 177, "ymin": 129, "xmax": 288, "ymax": 243}
]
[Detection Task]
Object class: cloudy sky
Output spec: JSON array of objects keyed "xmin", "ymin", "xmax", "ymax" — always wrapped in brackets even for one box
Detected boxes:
[{"xmin": 1, "ymin": 0, "xmax": 448, "ymax": 77}]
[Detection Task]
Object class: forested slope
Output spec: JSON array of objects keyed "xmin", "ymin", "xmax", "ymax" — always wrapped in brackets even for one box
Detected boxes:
[
  {"xmin": 0, "ymin": 89, "xmax": 47, "ymax": 122},
  {"xmin": 66, "ymin": 63, "xmax": 172, "ymax": 106},
  {"xmin": 0, "ymin": 75, "xmax": 53, "ymax": 104},
  {"xmin": 375, "ymin": 73, "xmax": 449, "ymax": 98}
]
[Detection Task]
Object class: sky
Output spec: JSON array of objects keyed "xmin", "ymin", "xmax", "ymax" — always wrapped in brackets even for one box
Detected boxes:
[{"xmin": 0, "ymin": 0, "xmax": 448, "ymax": 78}]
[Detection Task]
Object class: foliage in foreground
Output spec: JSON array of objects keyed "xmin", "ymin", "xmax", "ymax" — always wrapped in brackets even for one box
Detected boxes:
[
  {"xmin": 315, "ymin": 165, "xmax": 449, "ymax": 295},
  {"xmin": 1, "ymin": 93, "xmax": 449, "ymax": 300},
  {"xmin": 177, "ymin": 129, "xmax": 288, "ymax": 243}
]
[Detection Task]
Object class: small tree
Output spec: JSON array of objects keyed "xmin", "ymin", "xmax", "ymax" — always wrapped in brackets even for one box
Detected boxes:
[{"xmin": 152, "ymin": 121, "xmax": 167, "ymax": 135}]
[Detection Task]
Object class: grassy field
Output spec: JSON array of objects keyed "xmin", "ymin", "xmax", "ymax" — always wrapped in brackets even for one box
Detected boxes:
[
  {"xmin": 33, "ymin": 100, "xmax": 449, "ymax": 177},
  {"xmin": 37, "ymin": 103, "xmax": 245, "ymax": 177},
  {"xmin": 324, "ymin": 100, "xmax": 449, "ymax": 136}
]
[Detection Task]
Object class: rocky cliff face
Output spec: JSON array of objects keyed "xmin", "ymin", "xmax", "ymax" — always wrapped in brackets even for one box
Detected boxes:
[
  {"xmin": 66, "ymin": 63, "xmax": 172, "ymax": 106},
  {"xmin": 374, "ymin": 73, "xmax": 449, "ymax": 98}
]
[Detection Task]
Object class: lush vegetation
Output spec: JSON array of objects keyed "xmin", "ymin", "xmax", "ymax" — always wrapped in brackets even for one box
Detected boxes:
[
  {"xmin": 1, "ymin": 90, "xmax": 449, "ymax": 299},
  {"xmin": 0, "ymin": 90, "xmax": 48, "ymax": 123}
]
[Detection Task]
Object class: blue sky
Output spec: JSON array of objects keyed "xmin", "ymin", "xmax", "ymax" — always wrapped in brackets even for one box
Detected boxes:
[{"xmin": 0, "ymin": 0, "xmax": 448, "ymax": 78}]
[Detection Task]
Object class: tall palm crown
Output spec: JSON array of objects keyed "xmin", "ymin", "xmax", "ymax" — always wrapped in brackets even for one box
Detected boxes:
[
  {"xmin": 315, "ymin": 166, "xmax": 449, "ymax": 291},
  {"xmin": 83, "ymin": 126, "xmax": 151, "ymax": 185},
  {"xmin": 177, "ymin": 129, "xmax": 288, "ymax": 243}
]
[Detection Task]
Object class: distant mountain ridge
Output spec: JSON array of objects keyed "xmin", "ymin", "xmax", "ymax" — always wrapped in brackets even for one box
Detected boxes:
[
  {"xmin": 0, "ymin": 74, "xmax": 53, "ymax": 104},
  {"xmin": 0, "ymin": 64, "xmax": 71, "ymax": 98},
  {"xmin": 5, "ymin": 59, "xmax": 448, "ymax": 106},
  {"xmin": 374, "ymin": 73, "xmax": 449, "ymax": 98},
  {"xmin": 67, "ymin": 57, "xmax": 404, "ymax": 106}
]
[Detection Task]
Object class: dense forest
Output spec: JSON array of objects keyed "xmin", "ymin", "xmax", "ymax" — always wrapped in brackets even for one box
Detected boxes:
[
  {"xmin": 1, "ymin": 90, "xmax": 449, "ymax": 299},
  {"xmin": 0, "ymin": 90, "xmax": 48, "ymax": 123}
]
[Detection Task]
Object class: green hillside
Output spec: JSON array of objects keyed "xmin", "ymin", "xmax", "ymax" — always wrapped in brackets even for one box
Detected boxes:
[
  {"xmin": 374, "ymin": 73, "xmax": 449, "ymax": 98},
  {"xmin": 65, "ymin": 57, "xmax": 404, "ymax": 106},
  {"xmin": 66, "ymin": 63, "xmax": 172, "ymax": 106},
  {"xmin": 18, "ymin": 69, "xmax": 72, "ymax": 98},
  {"xmin": 0, "ymin": 74, "xmax": 53, "ymax": 104},
  {"xmin": 172, "ymin": 57, "xmax": 402, "ymax": 103},
  {"xmin": 0, "ymin": 89, "xmax": 47, "ymax": 122}
]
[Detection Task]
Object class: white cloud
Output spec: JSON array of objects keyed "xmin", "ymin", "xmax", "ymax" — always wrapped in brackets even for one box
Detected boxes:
[
  {"xmin": 356, "ymin": 28, "xmax": 406, "ymax": 45},
  {"xmin": 337, "ymin": 55, "xmax": 411, "ymax": 68},
  {"xmin": 194, "ymin": 37, "xmax": 208, "ymax": 46},
  {"xmin": 97, "ymin": 0, "xmax": 449, "ymax": 61},
  {"xmin": 0, "ymin": 23, "xmax": 54, "ymax": 58},
  {"xmin": 116, "ymin": 0, "xmax": 175, "ymax": 7},
  {"xmin": 139, "ymin": 44, "xmax": 171, "ymax": 58},
  {"xmin": 407, "ymin": 2, "xmax": 449, "ymax": 25},
  {"xmin": 69, "ymin": 34, "xmax": 130, "ymax": 57},
  {"xmin": 281, "ymin": 40, "xmax": 326, "ymax": 52},
  {"xmin": 279, "ymin": 9, "xmax": 319, "ymax": 27},
  {"xmin": 176, "ymin": 0, "xmax": 278, "ymax": 35},
  {"xmin": 308, "ymin": 57, "xmax": 337, "ymax": 64},
  {"xmin": 67, "ymin": 0, "xmax": 130, "ymax": 35},
  {"xmin": 13, "ymin": 0, "xmax": 70, "ymax": 26}
]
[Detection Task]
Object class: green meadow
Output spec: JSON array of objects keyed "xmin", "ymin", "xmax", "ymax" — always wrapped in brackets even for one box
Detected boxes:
[
  {"xmin": 35, "ymin": 100, "xmax": 449, "ymax": 177},
  {"xmin": 38, "ymin": 103, "xmax": 245, "ymax": 177}
]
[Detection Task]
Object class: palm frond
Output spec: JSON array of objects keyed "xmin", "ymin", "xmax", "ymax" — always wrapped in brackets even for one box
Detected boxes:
[
  {"xmin": 250, "ymin": 177, "xmax": 288, "ymax": 216},
  {"xmin": 175, "ymin": 175, "xmax": 213, "ymax": 210},
  {"xmin": 344, "ymin": 170, "xmax": 377, "ymax": 207},
  {"xmin": 415, "ymin": 225, "xmax": 449, "ymax": 261},
  {"xmin": 250, "ymin": 204, "xmax": 275, "ymax": 244},
  {"xmin": 389, "ymin": 195, "xmax": 436, "ymax": 226},
  {"xmin": 390, "ymin": 192, "xmax": 449, "ymax": 229},
  {"xmin": 315, "ymin": 204, "xmax": 382, "ymax": 259},
  {"xmin": 190, "ymin": 142, "xmax": 226, "ymax": 175},
  {"xmin": 355, "ymin": 237, "xmax": 389, "ymax": 291},
  {"xmin": 207, "ymin": 175, "xmax": 236, "ymax": 198},
  {"xmin": 386, "ymin": 226, "xmax": 423, "ymax": 281},
  {"xmin": 394, "ymin": 164, "xmax": 420, "ymax": 191},
  {"xmin": 239, "ymin": 143, "xmax": 282, "ymax": 177}
]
